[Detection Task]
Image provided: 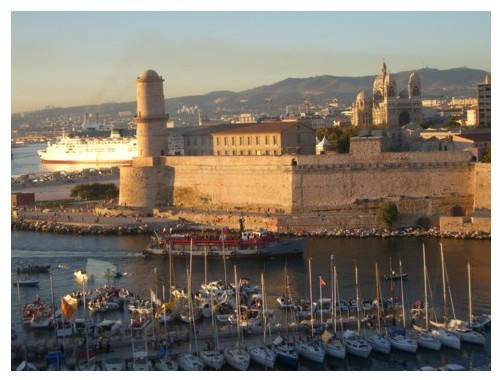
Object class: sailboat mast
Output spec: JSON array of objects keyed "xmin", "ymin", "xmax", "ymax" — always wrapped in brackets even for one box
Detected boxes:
[
  {"xmin": 440, "ymin": 243, "xmax": 447, "ymax": 319},
  {"xmin": 309, "ymin": 258, "xmax": 314, "ymax": 337},
  {"xmin": 423, "ymin": 245, "xmax": 428, "ymax": 330},
  {"xmin": 468, "ymin": 261, "xmax": 473, "ymax": 325},
  {"xmin": 234, "ymin": 265, "xmax": 241, "ymax": 345},
  {"xmin": 399, "ymin": 258, "xmax": 406, "ymax": 327},
  {"xmin": 375, "ymin": 263, "xmax": 382, "ymax": 332},
  {"xmin": 331, "ymin": 255, "xmax": 336, "ymax": 334},
  {"xmin": 355, "ymin": 265, "xmax": 361, "ymax": 333}
]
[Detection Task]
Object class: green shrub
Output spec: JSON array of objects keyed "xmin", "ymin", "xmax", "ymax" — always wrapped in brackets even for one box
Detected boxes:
[
  {"xmin": 379, "ymin": 202, "xmax": 398, "ymax": 228},
  {"xmin": 70, "ymin": 183, "xmax": 119, "ymax": 200}
]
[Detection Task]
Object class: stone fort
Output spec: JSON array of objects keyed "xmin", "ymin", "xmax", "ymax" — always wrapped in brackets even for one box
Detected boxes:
[{"xmin": 119, "ymin": 70, "xmax": 490, "ymax": 233}]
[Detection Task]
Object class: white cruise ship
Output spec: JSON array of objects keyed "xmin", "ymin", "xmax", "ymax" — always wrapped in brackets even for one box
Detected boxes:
[{"xmin": 38, "ymin": 129, "xmax": 137, "ymax": 165}]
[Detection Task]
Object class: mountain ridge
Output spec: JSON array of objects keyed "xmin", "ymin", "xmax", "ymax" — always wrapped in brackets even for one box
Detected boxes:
[{"xmin": 12, "ymin": 67, "xmax": 488, "ymax": 122}]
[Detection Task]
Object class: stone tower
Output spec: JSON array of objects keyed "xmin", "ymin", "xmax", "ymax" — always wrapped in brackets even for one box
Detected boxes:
[
  {"xmin": 135, "ymin": 69, "xmax": 169, "ymax": 157},
  {"xmin": 119, "ymin": 69, "xmax": 172, "ymax": 208}
]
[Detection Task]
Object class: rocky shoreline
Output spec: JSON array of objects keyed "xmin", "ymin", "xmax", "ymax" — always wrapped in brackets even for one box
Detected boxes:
[{"xmin": 11, "ymin": 218, "xmax": 490, "ymax": 240}]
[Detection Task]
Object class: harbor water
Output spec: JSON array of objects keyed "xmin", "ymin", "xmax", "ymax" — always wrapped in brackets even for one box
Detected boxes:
[{"xmin": 11, "ymin": 231, "xmax": 491, "ymax": 370}]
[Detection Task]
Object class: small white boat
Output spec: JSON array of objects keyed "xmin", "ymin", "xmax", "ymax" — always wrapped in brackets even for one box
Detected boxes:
[
  {"xmin": 177, "ymin": 352, "xmax": 204, "ymax": 371},
  {"xmin": 13, "ymin": 278, "xmax": 39, "ymax": 287},
  {"xmin": 388, "ymin": 329, "xmax": 418, "ymax": 353},
  {"xmin": 247, "ymin": 344, "xmax": 276, "ymax": 368},
  {"xmin": 94, "ymin": 319, "xmax": 122, "ymax": 338},
  {"xmin": 77, "ymin": 358, "xmax": 99, "ymax": 371},
  {"xmin": 224, "ymin": 345, "xmax": 251, "ymax": 371},
  {"xmin": 102, "ymin": 357, "xmax": 126, "ymax": 371},
  {"xmin": 200, "ymin": 349, "xmax": 225, "ymax": 370},
  {"xmin": 276, "ymin": 296, "xmax": 295, "ymax": 309},
  {"xmin": 430, "ymin": 328, "xmax": 461, "ymax": 349},
  {"xmin": 16, "ymin": 361, "xmax": 38, "ymax": 371},
  {"xmin": 342, "ymin": 330, "xmax": 372, "ymax": 358},
  {"xmin": 367, "ymin": 333, "xmax": 391, "ymax": 354},
  {"xmin": 131, "ymin": 351, "xmax": 153, "ymax": 371},
  {"xmin": 154, "ymin": 356, "xmax": 179, "ymax": 371},
  {"xmin": 295, "ymin": 339, "xmax": 325, "ymax": 363},
  {"xmin": 438, "ymin": 363, "xmax": 466, "ymax": 371},
  {"xmin": 323, "ymin": 336, "xmax": 346, "ymax": 359},
  {"xmin": 272, "ymin": 335, "xmax": 299, "ymax": 366},
  {"xmin": 413, "ymin": 331, "xmax": 442, "ymax": 351},
  {"xmin": 447, "ymin": 319, "xmax": 486, "ymax": 345}
]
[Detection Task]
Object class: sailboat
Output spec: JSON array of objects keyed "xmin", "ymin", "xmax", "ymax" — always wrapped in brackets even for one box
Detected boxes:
[
  {"xmin": 177, "ymin": 256, "xmax": 205, "ymax": 371},
  {"xmin": 272, "ymin": 263, "xmax": 299, "ymax": 366},
  {"xmin": 445, "ymin": 261, "xmax": 486, "ymax": 345},
  {"xmin": 247, "ymin": 272, "xmax": 277, "ymax": 369},
  {"xmin": 367, "ymin": 263, "xmax": 391, "ymax": 354},
  {"xmin": 295, "ymin": 258, "xmax": 326, "ymax": 363},
  {"xmin": 323, "ymin": 255, "xmax": 346, "ymax": 359},
  {"xmin": 200, "ymin": 286, "xmax": 225, "ymax": 370},
  {"xmin": 223, "ymin": 265, "xmax": 251, "ymax": 370},
  {"xmin": 342, "ymin": 265, "xmax": 372, "ymax": 358},
  {"xmin": 428, "ymin": 243, "xmax": 462, "ymax": 349},
  {"xmin": 412, "ymin": 244, "xmax": 441, "ymax": 351},
  {"xmin": 388, "ymin": 259, "xmax": 418, "ymax": 353}
]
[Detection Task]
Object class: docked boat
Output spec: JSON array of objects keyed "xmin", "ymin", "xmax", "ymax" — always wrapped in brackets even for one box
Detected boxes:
[
  {"xmin": 94, "ymin": 319, "xmax": 122, "ymax": 338},
  {"xmin": 295, "ymin": 339, "xmax": 325, "ymax": 363},
  {"xmin": 142, "ymin": 227, "xmax": 306, "ymax": 258},
  {"xmin": 102, "ymin": 357, "xmax": 126, "ymax": 371},
  {"xmin": 388, "ymin": 328, "xmax": 418, "ymax": 353},
  {"xmin": 383, "ymin": 271, "xmax": 408, "ymax": 281},
  {"xmin": 200, "ymin": 349, "xmax": 225, "ymax": 370},
  {"xmin": 16, "ymin": 264, "xmax": 51, "ymax": 274},
  {"xmin": 272, "ymin": 336, "xmax": 299, "ymax": 366},
  {"xmin": 13, "ymin": 277, "xmax": 39, "ymax": 287},
  {"xmin": 224, "ymin": 345, "xmax": 251, "ymax": 371},
  {"xmin": 38, "ymin": 129, "xmax": 137, "ymax": 165},
  {"xmin": 342, "ymin": 330, "xmax": 372, "ymax": 358},
  {"xmin": 177, "ymin": 352, "xmax": 204, "ymax": 371}
]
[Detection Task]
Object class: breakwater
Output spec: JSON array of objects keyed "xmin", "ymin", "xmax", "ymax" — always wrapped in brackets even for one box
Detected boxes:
[{"xmin": 10, "ymin": 218, "xmax": 490, "ymax": 240}]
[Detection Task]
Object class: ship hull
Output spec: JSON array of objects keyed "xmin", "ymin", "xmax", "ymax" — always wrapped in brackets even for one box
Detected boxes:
[{"xmin": 143, "ymin": 237, "xmax": 306, "ymax": 258}]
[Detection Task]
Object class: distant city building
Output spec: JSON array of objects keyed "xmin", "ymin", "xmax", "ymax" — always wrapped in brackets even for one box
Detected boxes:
[
  {"xmin": 352, "ymin": 62, "xmax": 423, "ymax": 127},
  {"xmin": 236, "ymin": 113, "xmax": 256, "ymax": 124},
  {"xmin": 466, "ymin": 106, "xmax": 477, "ymax": 127},
  {"xmin": 182, "ymin": 121, "xmax": 316, "ymax": 156},
  {"xmin": 477, "ymin": 73, "xmax": 491, "ymax": 127}
]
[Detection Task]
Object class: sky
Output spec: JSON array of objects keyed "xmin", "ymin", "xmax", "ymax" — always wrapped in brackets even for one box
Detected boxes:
[{"xmin": 6, "ymin": 1, "xmax": 495, "ymax": 113}]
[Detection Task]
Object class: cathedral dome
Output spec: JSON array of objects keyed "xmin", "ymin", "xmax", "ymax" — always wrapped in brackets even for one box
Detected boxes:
[{"xmin": 356, "ymin": 90, "xmax": 368, "ymax": 102}]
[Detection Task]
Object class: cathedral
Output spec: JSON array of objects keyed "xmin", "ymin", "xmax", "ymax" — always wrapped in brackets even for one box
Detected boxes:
[{"xmin": 352, "ymin": 62, "xmax": 423, "ymax": 127}]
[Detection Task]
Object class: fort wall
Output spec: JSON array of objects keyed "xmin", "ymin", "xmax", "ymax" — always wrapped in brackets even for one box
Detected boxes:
[{"xmin": 119, "ymin": 138, "xmax": 489, "ymax": 233}]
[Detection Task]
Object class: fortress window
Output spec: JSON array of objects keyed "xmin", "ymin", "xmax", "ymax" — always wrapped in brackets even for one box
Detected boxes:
[
  {"xmin": 224, "ymin": 137, "xmax": 228, "ymax": 146},
  {"xmin": 265, "ymin": 136, "xmax": 270, "ymax": 145},
  {"xmin": 256, "ymin": 136, "xmax": 260, "ymax": 145},
  {"xmin": 247, "ymin": 136, "xmax": 252, "ymax": 145},
  {"xmin": 240, "ymin": 136, "xmax": 244, "ymax": 145},
  {"xmin": 273, "ymin": 136, "xmax": 278, "ymax": 145},
  {"xmin": 232, "ymin": 137, "xmax": 236, "ymax": 146}
]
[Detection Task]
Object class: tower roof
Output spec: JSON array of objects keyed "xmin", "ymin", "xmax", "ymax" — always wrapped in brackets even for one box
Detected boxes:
[{"xmin": 137, "ymin": 69, "xmax": 162, "ymax": 82}]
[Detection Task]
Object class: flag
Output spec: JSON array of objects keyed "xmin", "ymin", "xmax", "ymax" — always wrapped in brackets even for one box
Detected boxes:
[
  {"xmin": 60, "ymin": 296, "xmax": 76, "ymax": 320},
  {"xmin": 320, "ymin": 276, "xmax": 327, "ymax": 286}
]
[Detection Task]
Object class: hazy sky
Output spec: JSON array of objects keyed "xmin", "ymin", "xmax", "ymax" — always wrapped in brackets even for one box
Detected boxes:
[{"xmin": 8, "ymin": 4, "xmax": 494, "ymax": 113}]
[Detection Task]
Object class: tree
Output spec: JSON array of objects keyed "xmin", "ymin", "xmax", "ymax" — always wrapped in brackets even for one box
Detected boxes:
[
  {"xmin": 481, "ymin": 147, "xmax": 491, "ymax": 163},
  {"xmin": 70, "ymin": 183, "xmax": 119, "ymax": 200},
  {"xmin": 379, "ymin": 202, "xmax": 399, "ymax": 228}
]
